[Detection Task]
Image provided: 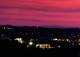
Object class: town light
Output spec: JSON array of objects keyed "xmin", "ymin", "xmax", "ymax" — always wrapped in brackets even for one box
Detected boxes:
[{"xmin": 14, "ymin": 38, "xmax": 24, "ymax": 44}]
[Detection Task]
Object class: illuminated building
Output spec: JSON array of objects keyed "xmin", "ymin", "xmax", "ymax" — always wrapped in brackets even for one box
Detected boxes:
[
  {"xmin": 14, "ymin": 38, "xmax": 24, "ymax": 44},
  {"xmin": 36, "ymin": 44, "xmax": 54, "ymax": 49}
]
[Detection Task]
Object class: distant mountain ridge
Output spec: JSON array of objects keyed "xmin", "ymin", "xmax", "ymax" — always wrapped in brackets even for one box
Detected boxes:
[{"xmin": 0, "ymin": 25, "xmax": 80, "ymax": 29}]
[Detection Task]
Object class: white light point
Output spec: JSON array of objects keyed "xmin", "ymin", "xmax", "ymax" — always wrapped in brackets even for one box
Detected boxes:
[
  {"xmin": 29, "ymin": 41, "xmax": 33, "ymax": 45},
  {"xmin": 15, "ymin": 38, "xmax": 24, "ymax": 44}
]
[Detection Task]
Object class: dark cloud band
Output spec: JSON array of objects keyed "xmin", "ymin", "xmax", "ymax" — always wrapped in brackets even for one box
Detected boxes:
[{"xmin": 0, "ymin": 5, "xmax": 80, "ymax": 12}]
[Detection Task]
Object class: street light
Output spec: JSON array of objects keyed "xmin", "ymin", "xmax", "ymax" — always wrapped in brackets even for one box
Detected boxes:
[{"xmin": 29, "ymin": 41, "xmax": 33, "ymax": 46}]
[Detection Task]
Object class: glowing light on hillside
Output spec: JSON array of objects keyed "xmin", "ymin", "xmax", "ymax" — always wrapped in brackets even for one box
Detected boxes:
[{"xmin": 14, "ymin": 38, "xmax": 24, "ymax": 44}]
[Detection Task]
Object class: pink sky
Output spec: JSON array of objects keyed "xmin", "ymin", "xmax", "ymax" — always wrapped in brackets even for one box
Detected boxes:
[{"xmin": 0, "ymin": 0, "xmax": 80, "ymax": 27}]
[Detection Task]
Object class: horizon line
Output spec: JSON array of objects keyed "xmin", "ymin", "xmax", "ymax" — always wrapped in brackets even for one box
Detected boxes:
[{"xmin": 0, "ymin": 24, "xmax": 80, "ymax": 29}]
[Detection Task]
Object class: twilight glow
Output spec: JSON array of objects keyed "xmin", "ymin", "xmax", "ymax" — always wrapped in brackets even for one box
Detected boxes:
[{"xmin": 0, "ymin": 0, "xmax": 80, "ymax": 27}]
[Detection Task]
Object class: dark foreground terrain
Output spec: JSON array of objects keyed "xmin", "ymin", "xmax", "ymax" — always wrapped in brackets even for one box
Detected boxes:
[
  {"xmin": 0, "ymin": 48, "xmax": 78, "ymax": 57},
  {"xmin": 0, "ymin": 38, "xmax": 78, "ymax": 57},
  {"xmin": 0, "ymin": 25, "xmax": 80, "ymax": 57}
]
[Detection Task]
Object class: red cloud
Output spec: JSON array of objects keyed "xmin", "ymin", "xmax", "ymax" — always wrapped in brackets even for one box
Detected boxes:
[{"xmin": 0, "ymin": 0, "xmax": 80, "ymax": 27}]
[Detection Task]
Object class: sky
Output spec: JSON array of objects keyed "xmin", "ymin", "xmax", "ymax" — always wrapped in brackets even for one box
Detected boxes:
[{"xmin": 0, "ymin": 0, "xmax": 80, "ymax": 27}]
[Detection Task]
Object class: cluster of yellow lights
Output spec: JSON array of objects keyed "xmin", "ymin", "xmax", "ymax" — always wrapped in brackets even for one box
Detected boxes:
[
  {"xmin": 14, "ymin": 38, "xmax": 24, "ymax": 44},
  {"xmin": 53, "ymin": 38, "xmax": 70, "ymax": 42},
  {"xmin": 36, "ymin": 44, "xmax": 54, "ymax": 49},
  {"xmin": 53, "ymin": 38, "xmax": 65, "ymax": 41}
]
